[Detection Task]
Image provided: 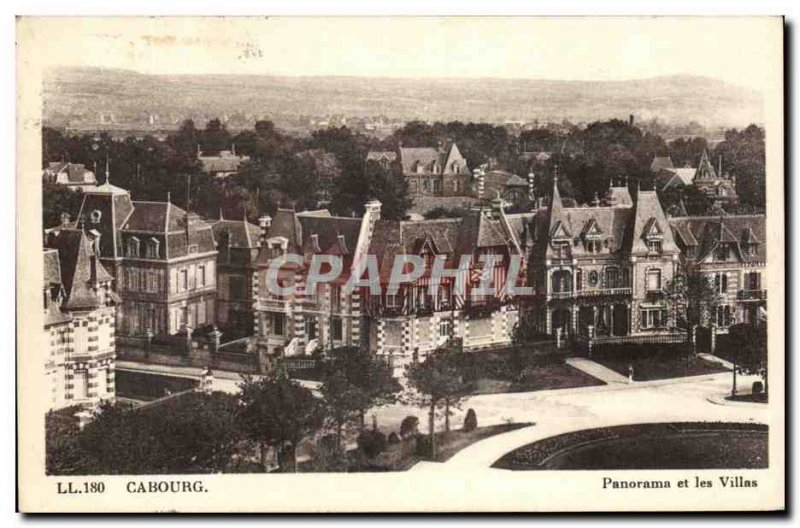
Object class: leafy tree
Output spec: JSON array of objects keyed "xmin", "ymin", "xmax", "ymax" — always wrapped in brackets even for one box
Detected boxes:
[
  {"xmin": 237, "ymin": 373, "xmax": 324, "ymax": 472},
  {"xmin": 319, "ymin": 370, "xmax": 368, "ymax": 450},
  {"xmin": 201, "ymin": 118, "xmax": 231, "ymax": 155},
  {"xmin": 668, "ymin": 136, "xmax": 709, "ymax": 168},
  {"xmin": 404, "ymin": 348, "xmax": 470, "ymax": 459},
  {"xmin": 47, "ymin": 393, "xmax": 244, "ymax": 475},
  {"xmin": 325, "ymin": 347, "xmax": 400, "ymax": 429},
  {"xmin": 42, "ymin": 182, "xmax": 84, "ymax": 228},
  {"xmin": 463, "ymin": 408, "xmax": 478, "ymax": 432},
  {"xmin": 728, "ymin": 323, "xmax": 768, "ymax": 394},
  {"xmin": 666, "ymin": 270, "xmax": 721, "ymax": 343},
  {"xmin": 399, "ymin": 415, "xmax": 419, "ymax": 439},
  {"xmin": 713, "ymin": 125, "xmax": 766, "ymax": 210}
]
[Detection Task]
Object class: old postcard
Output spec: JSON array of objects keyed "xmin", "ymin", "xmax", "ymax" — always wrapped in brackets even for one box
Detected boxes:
[{"xmin": 16, "ymin": 16, "xmax": 785, "ymax": 512}]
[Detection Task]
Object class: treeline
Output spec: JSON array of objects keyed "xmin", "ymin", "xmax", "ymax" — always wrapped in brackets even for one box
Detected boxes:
[{"xmin": 41, "ymin": 118, "xmax": 765, "ymax": 228}]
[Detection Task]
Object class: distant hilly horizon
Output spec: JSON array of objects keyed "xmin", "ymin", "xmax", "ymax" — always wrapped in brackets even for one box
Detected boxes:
[{"xmin": 43, "ymin": 66, "xmax": 764, "ymax": 130}]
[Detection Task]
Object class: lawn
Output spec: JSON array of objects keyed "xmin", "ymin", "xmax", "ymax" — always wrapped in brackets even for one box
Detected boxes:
[
  {"xmin": 727, "ymin": 393, "xmax": 768, "ymax": 404},
  {"xmin": 492, "ymin": 422, "xmax": 768, "ymax": 470},
  {"xmin": 589, "ymin": 343, "xmax": 728, "ymax": 381},
  {"xmin": 448, "ymin": 347, "xmax": 605, "ymax": 394}
]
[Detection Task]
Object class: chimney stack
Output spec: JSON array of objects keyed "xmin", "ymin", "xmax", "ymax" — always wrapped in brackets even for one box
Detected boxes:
[
  {"xmin": 629, "ymin": 114, "xmax": 634, "ymax": 126},
  {"xmin": 258, "ymin": 215, "xmax": 272, "ymax": 245},
  {"xmin": 528, "ymin": 172, "xmax": 535, "ymax": 201}
]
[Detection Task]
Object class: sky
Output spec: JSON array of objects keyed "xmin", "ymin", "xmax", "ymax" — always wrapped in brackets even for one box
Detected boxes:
[{"xmin": 19, "ymin": 16, "xmax": 781, "ymax": 94}]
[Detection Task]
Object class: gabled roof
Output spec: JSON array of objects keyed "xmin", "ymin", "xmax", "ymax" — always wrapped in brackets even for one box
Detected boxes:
[
  {"xmin": 631, "ymin": 191, "xmax": 679, "ymax": 255},
  {"xmin": 667, "ymin": 215, "xmax": 766, "ymax": 263},
  {"xmin": 694, "ymin": 150, "xmax": 717, "ymax": 182}
]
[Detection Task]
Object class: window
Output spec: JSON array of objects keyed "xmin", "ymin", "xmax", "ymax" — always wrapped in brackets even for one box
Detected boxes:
[
  {"xmin": 716, "ymin": 305, "xmax": 733, "ymax": 327},
  {"xmin": 330, "ymin": 286, "xmax": 341, "ymax": 312},
  {"xmin": 198, "ymin": 265, "xmax": 206, "ymax": 287},
  {"xmin": 588, "ymin": 271, "xmax": 599, "ymax": 287},
  {"xmin": 640, "ymin": 308, "xmax": 668, "ymax": 329},
  {"xmin": 586, "ymin": 239, "xmax": 600, "ymax": 253},
  {"xmin": 575, "ymin": 269, "xmax": 583, "ymax": 291},
  {"xmin": 606, "ymin": 267, "xmax": 620, "ymax": 288},
  {"xmin": 715, "ymin": 244, "xmax": 730, "ymax": 261},
  {"xmin": 714, "ymin": 273, "xmax": 728, "ymax": 293},
  {"xmin": 145, "ymin": 238, "xmax": 160, "ymax": 259},
  {"xmin": 746, "ymin": 272, "xmax": 761, "ymax": 291},
  {"xmin": 305, "ymin": 317, "xmax": 317, "ymax": 339},
  {"xmin": 126, "ymin": 237, "xmax": 140, "ymax": 258},
  {"xmin": 646, "ymin": 269, "xmax": 662, "ymax": 292},
  {"xmin": 439, "ymin": 318, "xmax": 452, "ymax": 338},
  {"xmin": 331, "ymin": 317, "xmax": 343, "ymax": 341},
  {"xmin": 180, "ymin": 269, "xmax": 188, "ymax": 291},
  {"xmin": 181, "ymin": 307, "xmax": 189, "ymax": 326},
  {"xmin": 74, "ymin": 370, "xmax": 89, "ymax": 399},
  {"xmin": 273, "ymin": 314, "xmax": 285, "ymax": 336},
  {"xmin": 647, "ymin": 240, "xmax": 662, "ymax": 254},
  {"xmin": 386, "ymin": 292, "xmax": 400, "ymax": 309},
  {"xmin": 438, "ymin": 283, "xmax": 451, "ymax": 308}
]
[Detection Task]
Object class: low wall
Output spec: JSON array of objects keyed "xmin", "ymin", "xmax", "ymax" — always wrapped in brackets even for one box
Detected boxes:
[{"xmin": 116, "ymin": 336, "xmax": 259, "ymax": 374}]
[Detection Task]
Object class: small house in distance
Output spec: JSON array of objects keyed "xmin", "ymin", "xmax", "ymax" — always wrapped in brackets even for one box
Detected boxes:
[
  {"xmin": 198, "ymin": 146, "xmax": 250, "ymax": 178},
  {"xmin": 43, "ymin": 162, "xmax": 97, "ymax": 190}
]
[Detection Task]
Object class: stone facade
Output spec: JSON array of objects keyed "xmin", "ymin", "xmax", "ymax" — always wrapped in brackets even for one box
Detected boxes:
[
  {"xmin": 46, "ymin": 182, "xmax": 218, "ymax": 340},
  {"xmin": 43, "ymin": 229, "xmax": 117, "ymax": 411},
  {"xmin": 529, "ymin": 179, "xmax": 682, "ymax": 342}
]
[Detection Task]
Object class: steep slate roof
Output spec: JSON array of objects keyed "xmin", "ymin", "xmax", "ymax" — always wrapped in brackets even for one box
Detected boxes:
[
  {"xmin": 650, "ymin": 155, "xmax": 675, "ymax": 173},
  {"xmin": 256, "ymin": 208, "xmax": 362, "ymax": 267},
  {"xmin": 211, "ymin": 217, "xmax": 261, "ymax": 249},
  {"xmin": 43, "ymin": 248, "xmax": 62, "ymax": 286},
  {"xmin": 366, "ymin": 151, "xmax": 397, "ymax": 163},
  {"xmin": 668, "ymin": 215, "xmax": 766, "ymax": 263},
  {"xmin": 630, "ymin": 191, "xmax": 679, "ymax": 255},
  {"xmin": 122, "ymin": 202, "xmax": 185, "ymax": 232},
  {"xmin": 694, "ymin": 150, "xmax": 717, "ymax": 181},
  {"xmin": 45, "ymin": 228, "xmax": 113, "ymax": 311},
  {"xmin": 398, "ymin": 142, "xmax": 469, "ymax": 175},
  {"xmin": 659, "ymin": 167, "xmax": 698, "ymax": 190},
  {"xmin": 44, "ymin": 162, "xmax": 96, "ymax": 184}
]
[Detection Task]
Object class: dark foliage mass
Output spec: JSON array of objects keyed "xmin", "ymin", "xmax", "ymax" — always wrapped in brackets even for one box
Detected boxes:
[{"xmin": 42, "ymin": 118, "xmax": 764, "ymax": 230}]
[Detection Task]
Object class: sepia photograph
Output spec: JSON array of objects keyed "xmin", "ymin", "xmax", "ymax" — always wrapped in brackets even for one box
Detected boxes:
[{"xmin": 15, "ymin": 14, "xmax": 785, "ymax": 513}]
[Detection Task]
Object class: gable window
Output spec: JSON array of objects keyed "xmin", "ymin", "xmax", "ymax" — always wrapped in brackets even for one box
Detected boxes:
[
  {"xmin": 438, "ymin": 283, "xmax": 451, "ymax": 309},
  {"xmin": 715, "ymin": 244, "xmax": 730, "ymax": 261},
  {"xmin": 145, "ymin": 238, "xmax": 160, "ymax": 259},
  {"xmin": 126, "ymin": 237, "xmax": 141, "ymax": 258},
  {"xmin": 646, "ymin": 269, "xmax": 662, "ymax": 292},
  {"xmin": 646, "ymin": 240, "xmax": 662, "ymax": 254},
  {"xmin": 386, "ymin": 292, "xmax": 401, "ymax": 309},
  {"xmin": 586, "ymin": 239, "xmax": 601, "ymax": 253}
]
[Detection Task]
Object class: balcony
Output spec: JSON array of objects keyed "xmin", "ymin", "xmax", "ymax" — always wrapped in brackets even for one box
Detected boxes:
[
  {"xmin": 737, "ymin": 289, "xmax": 767, "ymax": 301},
  {"xmin": 575, "ymin": 287, "xmax": 632, "ymax": 298},
  {"xmin": 256, "ymin": 298, "xmax": 291, "ymax": 312}
]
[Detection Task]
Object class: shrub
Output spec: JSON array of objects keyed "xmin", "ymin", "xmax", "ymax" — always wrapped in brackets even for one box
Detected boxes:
[
  {"xmin": 752, "ymin": 381, "xmax": 764, "ymax": 394},
  {"xmin": 400, "ymin": 415, "xmax": 419, "ymax": 439},
  {"xmin": 357, "ymin": 430, "xmax": 387, "ymax": 459},
  {"xmin": 463, "ymin": 409, "xmax": 478, "ymax": 432},
  {"xmin": 387, "ymin": 432, "xmax": 400, "ymax": 445},
  {"xmin": 414, "ymin": 434, "xmax": 433, "ymax": 458}
]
